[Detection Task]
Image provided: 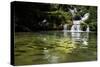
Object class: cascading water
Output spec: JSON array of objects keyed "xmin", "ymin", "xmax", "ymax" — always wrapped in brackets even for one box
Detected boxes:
[
  {"xmin": 71, "ymin": 20, "xmax": 81, "ymax": 32},
  {"xmin": 81, "ymin": 13, "xmax": 90, "ymax": 21},
  {"xmin": 63, "ymin": 6, "xmax": 90, "ymax": 43},
  {"xmin": 86, "ymin": 25, "xmax": 90, "ymax": 32},
  {"xmin": 63, "ymin": 24, "xmax": 68, "ymax": 37},
  {"xmin": 63, "ymin": 24, "xmax": 67, "ymax": 32},
  {"xmin": 69, "ymin": 7, "xmax": 90, "ymax": 32},
  {"xmin": 66, "ymin": 6, "xmax": 90, "ymax": 44}
]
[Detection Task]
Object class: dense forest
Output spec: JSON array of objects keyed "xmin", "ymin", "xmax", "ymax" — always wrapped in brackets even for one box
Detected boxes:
[{"xmin": 11, "ymin": 1, "xmax": 97, "ymax": 32}]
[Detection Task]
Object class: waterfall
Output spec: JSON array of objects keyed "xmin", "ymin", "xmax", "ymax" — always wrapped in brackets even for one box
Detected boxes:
[
  {"xmin": 63, "ymin": 24, "xmax": 68, "ymax": 37},
  {"xmin": 68, "ymin": 7, "xmax": 77, "ymax": 17},
  {"xmin": 42, "ymin": 19, "xmax": 47, "ymax": 23},
  {"xmin": 68, "ymin": 6, "xmax": 89, "ymax": 32},
  {"xmin": 67, "ymin": 6, "xmax": 90, "ymax": 46},
  {"xmin": 81, "ymin": 13, "xmax": 90, "ymax": 21},
  {"xmin": 71, "ymin": 25, "xmax": 76, "ymax": 32},
  {"xmin": 69, "ymin": 7, "xmax": 82, "ymax": 32},
  {"xmin": 70, "ymin": 13, "xmax": 90, "ymax": 32},
  {"xmin": 86, "ymin": 25, "xmax": 90, "ymax": 32},
  {"xmin": 62, "ymin": 6, "xmax": 90, "ymax": 32},
  {"xmin": 71, "ymin": 20, "xmax": 81, "ymax": 32},
  {"xmin": 63, "ymin": 24, "xmax": 67, "ymax": 32}
]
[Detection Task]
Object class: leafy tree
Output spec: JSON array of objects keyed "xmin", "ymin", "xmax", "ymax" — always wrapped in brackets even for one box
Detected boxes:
[{"xmin": 12, "ymin": 1, "xmax": 97, "ymax": 31}]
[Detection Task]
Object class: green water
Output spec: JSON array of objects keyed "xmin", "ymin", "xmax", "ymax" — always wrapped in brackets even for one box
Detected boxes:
[{"xmin": 14, "ymin": 31, "xmax": 97, "ymax": 65}]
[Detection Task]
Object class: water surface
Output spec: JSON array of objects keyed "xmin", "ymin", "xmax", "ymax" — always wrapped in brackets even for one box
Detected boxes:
[{"xmin": 14, "ymin": 31, "xmax": 97, "ymax": 65}]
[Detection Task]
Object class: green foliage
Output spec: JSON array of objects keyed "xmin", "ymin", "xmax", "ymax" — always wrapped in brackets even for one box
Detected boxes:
[
  {"xmin": 14, "ymin": 2, "xmax": 97, "ymax": 31},
  {"xmin": 47, "ymin": 4, "xmax": 97, "ymax": 31},
  {"xmin": 47, "ymin": 10, "xmax": 72, "ymax": 23}
]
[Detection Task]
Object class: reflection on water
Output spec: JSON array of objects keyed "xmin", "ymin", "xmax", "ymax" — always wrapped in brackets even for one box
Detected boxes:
[
  {"xmin": 15, "ymin": 31, "xmax": 97, "ymax": 65},
  {"xmin": 63, "ymin": 31, "xmax": 89, "ymax": 46},
  {"xmin": 71, "ymin": 32, "xmax": 89, "ymax": 46},
  {"xmin": 71, "ymin": 32, "xmax": 81, "ymax": 42}
]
